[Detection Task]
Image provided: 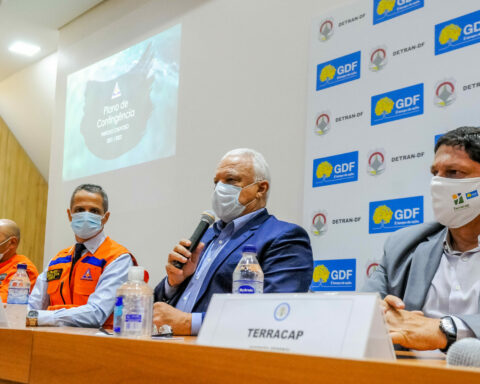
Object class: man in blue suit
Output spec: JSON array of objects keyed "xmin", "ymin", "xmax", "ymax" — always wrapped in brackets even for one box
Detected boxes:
[{"xmin": 153, "ymin": 148, "xmax": 313, "ymax": 335}]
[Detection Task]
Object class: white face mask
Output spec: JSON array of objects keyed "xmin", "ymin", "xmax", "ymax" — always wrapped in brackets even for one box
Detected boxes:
[
  {"xmin": 212, "ymin": 181, "xmax": 258, "ymax": 223},
  {"xmin": 0, "ymin": 237, "xmax": 12, "ymax": 262},
  {"xmin": 430, "ymin": 176, "xmax": 480, "ymax": 228}
]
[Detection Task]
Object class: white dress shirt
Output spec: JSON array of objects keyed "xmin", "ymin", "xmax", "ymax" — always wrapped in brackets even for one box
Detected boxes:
[{"xmin": 422, "ymin": 232, "xmax": 480, "ymax": 339}]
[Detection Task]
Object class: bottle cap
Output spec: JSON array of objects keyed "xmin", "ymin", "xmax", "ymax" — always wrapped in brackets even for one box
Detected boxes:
[
  {"xmin": 242, "ymin": 244, "xmax": 257, "ymax": 253},
  {"xmin": 128, "ymin": 266, "xmax": 145, "ymax": 281},
  {"xmin": 17, "ymin": 263, "xmax": 27, "ymax": 270}
]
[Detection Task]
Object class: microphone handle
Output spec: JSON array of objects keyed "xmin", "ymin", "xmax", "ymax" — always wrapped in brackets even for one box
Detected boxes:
[{"xmin": 171, "ymin": 220, "xmax": 210, "ymax": 269}]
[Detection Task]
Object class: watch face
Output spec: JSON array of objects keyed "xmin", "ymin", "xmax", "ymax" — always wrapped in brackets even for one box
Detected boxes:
[
  {"xmin": 27, "ymin": 310, "xmax": 38, "ymax": 318},
  {"xmin": 441, "ymin": 317, "xmax": 456, "ymax": 336}
]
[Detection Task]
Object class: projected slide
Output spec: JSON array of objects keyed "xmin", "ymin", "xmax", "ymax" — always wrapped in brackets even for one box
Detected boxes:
[{"xmin": 63, "ymin": 24, "xmax": 181, "ymax": 180}]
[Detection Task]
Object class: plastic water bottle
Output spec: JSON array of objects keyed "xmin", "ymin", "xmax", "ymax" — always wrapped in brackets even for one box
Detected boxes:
[
  {"xmin": 113, "ymin": 266, "xmax": 153, "ymax": 338},
  {"xmin": 7, "ymin": 263, "xmax": 30, "ymax": 304},
  {"xmin": 232, "ymin": 245, "xmax": 264, "ymax": 294}
]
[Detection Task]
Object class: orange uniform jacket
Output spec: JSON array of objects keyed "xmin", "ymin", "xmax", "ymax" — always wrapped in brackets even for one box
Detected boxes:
[
  {"xmin": 46, "ymin": 237, "xmax": 136, "ymax": 327},
  {"xmin": 0, "ymin": 254, "xmax": 39, "ymax": 303}
]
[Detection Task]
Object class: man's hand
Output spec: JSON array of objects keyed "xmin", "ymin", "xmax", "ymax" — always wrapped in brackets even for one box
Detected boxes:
[
  {"xmin": 165, "ymin": 239, "xmax": 205, "ymax": 287},
  {"xmin": 153, "ymin": 302, "xmax": 192, "ymax": 335},
  {"xmin": 384, "ymin": 306, "xmax": 447, "ymax": 350}
]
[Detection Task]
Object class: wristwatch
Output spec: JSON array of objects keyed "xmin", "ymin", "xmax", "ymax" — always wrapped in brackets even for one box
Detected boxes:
[
  {"xmin": 439, "ymin": 316, "xmax": 457, "ymax": 352},
  {"xmin": 26, "ymin": 310, "xmax": 39, "ymax": 327}
]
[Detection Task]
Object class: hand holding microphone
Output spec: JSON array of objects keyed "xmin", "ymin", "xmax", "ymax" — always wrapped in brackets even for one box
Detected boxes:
[{"xmin": 166, "ymin": 211, "xmax": 215, "ymax": 287}]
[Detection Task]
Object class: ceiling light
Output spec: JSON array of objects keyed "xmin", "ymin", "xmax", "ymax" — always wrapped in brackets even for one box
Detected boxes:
[{"xmin": 8, "ymin": 41, "xmax": 40, "ymax": 57}]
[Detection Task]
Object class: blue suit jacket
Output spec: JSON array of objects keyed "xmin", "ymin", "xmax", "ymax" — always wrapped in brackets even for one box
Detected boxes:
[{"xmin": 154, "ymin": 209, "xmax": 313, "ymax": 313}]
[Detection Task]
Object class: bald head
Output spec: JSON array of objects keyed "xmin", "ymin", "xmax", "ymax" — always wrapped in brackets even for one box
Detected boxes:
[{"xmin": 0, "ymin": 219, "xmax": 20, "ymax": 243}]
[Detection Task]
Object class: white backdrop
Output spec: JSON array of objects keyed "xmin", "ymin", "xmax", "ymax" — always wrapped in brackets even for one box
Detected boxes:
[{"xmin": 304, "ymin": 0, "xmax": 480, "ymax": 291}]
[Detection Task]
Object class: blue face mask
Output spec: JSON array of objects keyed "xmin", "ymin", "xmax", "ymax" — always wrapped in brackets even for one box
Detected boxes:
[
  {"xmin": 212, "ymin": 181, "xmax": 257, "ymax": 223},
  {"xmin": 71, "ymin": 212, "xmax": 104, "ymax": 239}
]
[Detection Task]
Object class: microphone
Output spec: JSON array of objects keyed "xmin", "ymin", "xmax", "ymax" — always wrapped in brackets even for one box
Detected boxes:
[
  {"xmin": 171, "ymin": 210, "xmax": 215, "ymax": 269},
  {"xmin": 447, "ymin": 338, "xmax": 480, "ymax": 367}
]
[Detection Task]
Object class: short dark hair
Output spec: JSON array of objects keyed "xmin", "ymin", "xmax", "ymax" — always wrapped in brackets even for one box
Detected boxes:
[
  {"xmin": 434, "ymin": 126, "xmax": 480, "ymax": 163},
  {"xmin": 70, "ymin": 184, "xmax": 109, "ymax": 213}
]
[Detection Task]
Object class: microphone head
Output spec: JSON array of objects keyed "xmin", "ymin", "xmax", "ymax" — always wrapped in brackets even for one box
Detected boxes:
[
  {"xmin": 201, "ymin": 210, "xmax": 216, "ymax": 225},
  {"xmin": 447, "ymin": 338, "xmax": 480, "ymax": 367}
]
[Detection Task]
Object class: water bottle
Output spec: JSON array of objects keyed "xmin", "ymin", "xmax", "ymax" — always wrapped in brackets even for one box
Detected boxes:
[
  {"xmin": 232, "ymin": 245, "xmax": 264, "ymax": 294},
  {"xmin": 7, "ymin": 263, "xmax": 30, "ymax": 304},
  {"xmin": 113, "ymin": 266, "xmax": 153, "ymax": 338}
]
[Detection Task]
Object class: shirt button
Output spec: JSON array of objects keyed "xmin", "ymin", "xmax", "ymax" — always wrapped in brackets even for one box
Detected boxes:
[
  {"xmin": 461, "ymin": 256, "xmax": 469, "ymax": 262},
  {"xmin": 455, "ymin": 285, "xmax": 461, "ymax": 291},
  {"xmin": 219, "ymin": 240, "xmax": 223, "ymax": 244}
]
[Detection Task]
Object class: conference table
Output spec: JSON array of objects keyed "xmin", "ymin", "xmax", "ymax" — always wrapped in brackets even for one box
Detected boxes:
[{"xmin": 1, "ymin": 327, "xmax": 479, "ymax": 384}]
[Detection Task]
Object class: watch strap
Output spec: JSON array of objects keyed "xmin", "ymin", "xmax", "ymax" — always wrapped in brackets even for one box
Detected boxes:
[{"xmin": 439, "ymin": 316, "xmax": 457, "ymax": 352}]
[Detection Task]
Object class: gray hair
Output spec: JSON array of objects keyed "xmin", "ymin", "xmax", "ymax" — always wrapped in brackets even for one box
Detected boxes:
[
  {"xmin": 71, "ymin": 184, "xmax": 109, "ymax": 213},
  {"xmin": 221, "ymin": 149, "xmax": 271, "ymax": 198}
]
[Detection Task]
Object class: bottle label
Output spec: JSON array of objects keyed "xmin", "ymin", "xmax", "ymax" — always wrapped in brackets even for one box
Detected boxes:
[
  {"xmin": 125, "ymin": 313, "xmax": 142, "ymax": 331},
  {"xmin": 238, "ymin": 285, "xmax": 255, "ymax": 294},
  {"xmin": 7, "ymin": 287, "xmax": 29, "ymax": 304}
]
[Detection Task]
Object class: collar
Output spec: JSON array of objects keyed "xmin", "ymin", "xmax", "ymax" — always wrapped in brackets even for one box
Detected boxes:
[
  {"xmin": 213, "ymin": 208, "xmax": 266, "ymax": 236},
  {"xmin": 80, "ymin": 231, "xmax": 106, "ymax": 255},
  {"xmin": 443, "ymin": 230, "xmax": 480, "ymax": 256}
]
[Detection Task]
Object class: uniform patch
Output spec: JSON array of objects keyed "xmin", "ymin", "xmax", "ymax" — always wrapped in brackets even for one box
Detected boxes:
[
  {"xmin": 81, "ymin": 268, "xmax": 93, "ymax": 281},
  {"xmin": 46, "ymin": 269, "xmax": 62, "ymax": 282},
  {"xmin": 0, "ymin": 273, "xmax": 6, "ymax": 283}
]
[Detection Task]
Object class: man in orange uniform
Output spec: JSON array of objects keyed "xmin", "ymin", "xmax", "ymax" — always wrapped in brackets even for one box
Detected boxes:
[
  {"xmin": 0, "ymin": 219, "xmax": 38, "ymax": 302},
  {"xmin": 27, "ymin": 184, "xmax": 136, "ymax": 328}
]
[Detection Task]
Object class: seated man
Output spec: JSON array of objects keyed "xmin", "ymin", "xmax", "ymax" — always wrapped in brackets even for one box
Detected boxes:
[
  {"xmin": 363, "ymin": 126, "xmax": 480, "ymax": 351},
  {"xmin": 153, "ymin": 148, "xmax": 314, "ymax": 335},
  {"xmin": 0, "ymin": 219, "xmax": 38, "ymax": 302},
  {"xmin": 28, "ymin": 184, "xmax": 136, "ymax": 327}
]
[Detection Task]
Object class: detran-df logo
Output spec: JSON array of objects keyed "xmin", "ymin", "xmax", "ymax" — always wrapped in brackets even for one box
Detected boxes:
[
  {"xmin": 312, "ymin": 151, "xmax": 358, "ymax": 188},
  {"xmin": 373, "ymin": 0, "xmax": 424, "ymax": 25},
  {"xmin": 314, "ymin": 111, "xmax": 331, "ymax": 136},
  {"xmin": 435, "ymin": 10, "xmax": 480, "ymax": 55},
  {"xmin": 311, "ymin": 210, "xmax": 328, "ymax": 236},
  {"xmin": 318, "ymin": 18, "xmax": 334, "ymax": 42},
  {"xmin": 434, "ymin": 79, "xmax": 456, "ymax": 108},
  {"xmin": 371, "ymin": 83, "xmax": 423, "ymax": 126},
  {"xmin": 316, "ymin": 51, "xmax": 361, "ymax": 91},
  {"xmin": 369, "ymin": 196, "xmax": 423, "ymax": 234}
]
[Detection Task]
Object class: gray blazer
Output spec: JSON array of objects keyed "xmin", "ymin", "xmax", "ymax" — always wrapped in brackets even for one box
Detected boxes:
[{"xmin": 362, "ymin": 221, "xmax": 480, "ymax": 338}]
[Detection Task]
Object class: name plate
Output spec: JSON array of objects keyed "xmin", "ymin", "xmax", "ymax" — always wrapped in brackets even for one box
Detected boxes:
[{"xmin": 197, "ymin": 293, "xmax": 395, "ymax": 360}]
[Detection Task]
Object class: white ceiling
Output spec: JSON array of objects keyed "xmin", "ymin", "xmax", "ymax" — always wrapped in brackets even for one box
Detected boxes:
[{"xmin": 0, "ymin": 0, "xmax": 104, "ymax": 81}]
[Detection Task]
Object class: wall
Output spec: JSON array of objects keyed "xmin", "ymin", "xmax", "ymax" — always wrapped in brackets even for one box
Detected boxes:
[
  {"xmin": 0, "ymin": 116, "xmax": 48, "ymax": 269},
  {"xmin": 0, "ymin": 53, "xmax": 57, "ymax": 180}
]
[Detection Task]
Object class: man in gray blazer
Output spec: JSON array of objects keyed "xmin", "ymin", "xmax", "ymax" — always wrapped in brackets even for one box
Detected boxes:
[{"xmin": 364, "ymin": 126, "xmax": 480, "ymax": 351}]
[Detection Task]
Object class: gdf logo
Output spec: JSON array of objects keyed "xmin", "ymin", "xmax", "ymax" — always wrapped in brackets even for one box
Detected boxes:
[
  {"xmin": 316, "ymin": 51, "xmax": 361, "ymax": 91},
  {"xmin": 369, "ymin": 46, "xmax": 388, "ymax": 72},
  {"xmin": 434, "ymin": 79, "xmax": 456, "ymax": 107},
  {"xmin": 371, "ymin": 83, "xmax": 424, "ymax": 126},
  {"xmin": 310, "ymin": 259, "xmax": 356, "ymax": 291},
  {"xmin": 373, "ymin": 0, "xmax": 424, "ymax": 25},
  {"xmin": 435, "ymin": 10, "xmax": 480, "ymax": 55},
  {"xmin": 311, "ymin": 210, "xmax": 328, "ymax": 236},
  {"xmin": 318, "ymin": 18, "xmax": 334, "ymax": 42},
  {"xmin": 319, "ymin": 62, "xmax": 359, "ymax": 83},
  {"xmin": 367, "ymin": 149, "xmax": 386, "ymax": 176},
  {"xmin": 312, "ymin": 151, "xmax": 358, "ymax": 187},
  {"xmin": 314, "ymin": 111, "xmax": 331, "ymax": 136},
  {"xmin": 369, "ymin": 196, "xmax": 424, "ymax": 234}
]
